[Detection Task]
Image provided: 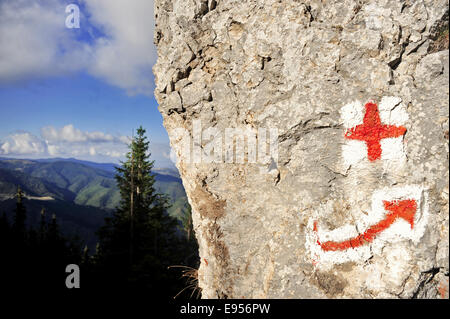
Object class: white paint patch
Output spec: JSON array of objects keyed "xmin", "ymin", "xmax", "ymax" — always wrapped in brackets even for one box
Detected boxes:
[
  {"xmin": 340, "ymin": 96, "xmax": 408, "ymax": 167},
  {"xmin": 380, "ymin": 137, "xmax": 406, "ymax": 163},
  {"xmin": 305, "ymin": 185, "xmax": 428, "ymax": 269},
  {"xmin": 340, "ymin": 100, "xmax": 366, "ymax": 168},
  {"xmin": 378, "ymin": 96, "xmax": 409, "ymax": 125},
  {"xmin": 306, "ymin": 223, "xmax": 372, "ymax": 269},
  {"xmin": 341, "ymin": 140, "xmax": 367, "ymax": 166},
  {"xmin": 340, "ymin": 100, "xmax": 364, "ymax": 128},
  {"xmin": 368, "ymin": 185, "xmax": 429, "ymax": 250},
  {"xmin": 364, "ymin": 245, "xmax": 412, "ymax": 291}
]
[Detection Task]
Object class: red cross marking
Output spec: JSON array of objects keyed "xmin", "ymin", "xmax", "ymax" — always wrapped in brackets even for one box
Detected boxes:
[{"xmin": 344, "ymin": 102, "xmax": 407, "ymax": 161}]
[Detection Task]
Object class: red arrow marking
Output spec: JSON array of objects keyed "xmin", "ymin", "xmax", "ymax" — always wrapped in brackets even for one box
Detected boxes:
[
  {"xmin": 314, "ymin": 199, "xmax": 417, "ymax": 252},
  {"xmin": 345, "ymin": 102, "xmax": 407, "ymax": 161}
]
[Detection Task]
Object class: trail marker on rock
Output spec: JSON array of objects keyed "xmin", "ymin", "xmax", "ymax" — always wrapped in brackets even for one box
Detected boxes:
[
  {"xmin": 307, "ymin": 185, "xmax": 428, "ymax": 267},
  {"xmin": 307, "ymin": 97, "xmax": 428, "ymax": 267},
  {"xmin": 344, "ymin": 101, "xmax": 407, "ymax": 161},
  {"xmin": 313, "ymin": 199, "xmax": 417, "ymax": 252},
  {"xmin": 341, "ymin": 96, "xmax": 409, "ymax": 166}
]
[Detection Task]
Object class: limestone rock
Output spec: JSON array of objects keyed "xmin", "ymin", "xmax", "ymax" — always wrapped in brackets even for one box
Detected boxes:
[{"xmin": 154, "ymin": 0, "xmax": 449, "ymax": 298}]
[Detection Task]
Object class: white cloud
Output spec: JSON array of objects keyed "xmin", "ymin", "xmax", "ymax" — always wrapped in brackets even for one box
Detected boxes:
[
  {"xmin": 0, "ymin": 132, "xmax": 48, "ymax": 155},
  {"xmin": 39, "ymin": 124, "xmax": 130, "ymax": 159},
  {"xmin": 83, "ymin": 0, "xmax": 156, "ymax": 95},
  {"xmin": 41, "ymin": 124, "xmax": 118, "ymax": 143},
  {"xmin": 0, "ymin": 0, "xmax": 156, "ymax": 95},
  {"xmin": 104, "ymin": 150, "xmax": 123, "ymax": 158},
  {"xmin": 0, "ymin": 0, "xmax": 91, "ymax": 83},
  {"xmin": 89, "ymin": 146, "xmax": 97, "ymax": 156},
  {"xmin": 0, "ymin": 125, "xmax": 129, "ymax": 160},
  {"xmin": 0, "ymin": 125, "xmax": 174, "ymax": 167},
  {"xmin": 119, "ymin": 135, "xmax": 132, "ymax": 144},
  {"xmin": 47, "ymin": 144, "xmax": 60, "ymax": 156}
]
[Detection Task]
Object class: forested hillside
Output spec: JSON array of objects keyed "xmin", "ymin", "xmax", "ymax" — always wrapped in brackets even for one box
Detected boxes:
[
  {"xmin": 0, "ymin": 158, "xmax": 188, "ymax": 217},
  {"xmin": 0, "ymin": 158, "xmax": 189, "ymax": 250}
]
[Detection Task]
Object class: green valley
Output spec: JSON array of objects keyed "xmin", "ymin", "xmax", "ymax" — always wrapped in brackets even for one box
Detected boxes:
[{"xmin": 0, "ymin": 157, "xmax": 189, "ymax": 250}]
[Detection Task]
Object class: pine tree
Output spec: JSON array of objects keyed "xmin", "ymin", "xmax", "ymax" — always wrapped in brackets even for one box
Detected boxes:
[
  {"xmin": 0, "ymin": 194, "xmax": 84, "ymax": 291},
  {"xmin": 179, "ymin": 205, "xmax": 194, "ymax": 242},
  {"xmin": 12, "ymin": 186, "xmax": 27, "ymax": 243},
  {"xmin": 45, "ymin": 213, "xmax": 66, "ymax": 259},
  {"xmin": 39, "ymin": 207, "xmax": 47, "ymax": 244},
  {"xmin": 0, "ymin": 212, "xmax": 9, "ymax": 237},
  {"xmin": 0, "ymin": 212, "xmax": 10, "ymax": 254},
  {"xmin": 81, "ymin": 245, "xmax": 90, "ymax": 264},
  {"xmin": 47, "ymin": 214, "xmax": 59, "ymax": 242},
  {"xmin": 96, "ymin": 126, "xmax": 179, "ymax": 291}
]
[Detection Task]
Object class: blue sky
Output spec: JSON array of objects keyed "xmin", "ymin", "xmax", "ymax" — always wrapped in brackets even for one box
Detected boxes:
[
  {"xmin": 0, "ymin": 0, "xmax": 174, "ymax": 167},
  {"xmin": 0, "ymin": 72, "xmax": 168, "ymax": 142}
]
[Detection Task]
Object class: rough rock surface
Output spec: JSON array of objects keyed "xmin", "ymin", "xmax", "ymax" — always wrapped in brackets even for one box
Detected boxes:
[{"xmin": 154, "ymin": 0, "xmax": 449, "ymax": 298}]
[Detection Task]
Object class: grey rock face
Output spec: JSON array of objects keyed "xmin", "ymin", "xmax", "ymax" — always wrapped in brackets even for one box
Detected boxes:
[{"xmin": 154, "ymin": 0, "xmax": 449, "ymax": 298}]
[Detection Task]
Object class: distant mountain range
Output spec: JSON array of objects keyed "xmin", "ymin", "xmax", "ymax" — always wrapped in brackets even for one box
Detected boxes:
[
  {"xmin": 0, "ymin": 157, "xmax": 188, "ymax": 250},
  {"xmin": 28, "ymin": 157, "xmax": 181, "ymax": 178}
]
